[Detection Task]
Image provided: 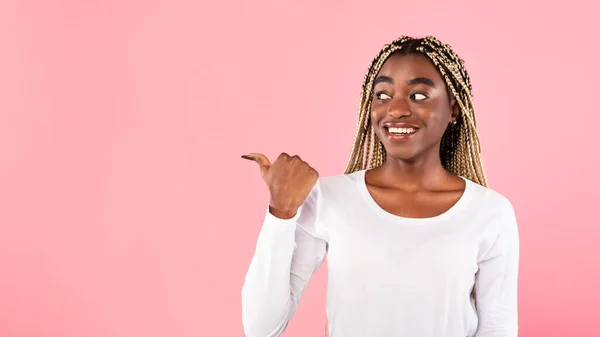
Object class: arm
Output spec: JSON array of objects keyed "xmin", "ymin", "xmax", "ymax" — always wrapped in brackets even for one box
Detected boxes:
[
  {"xmin": 241, "ymin": 187, "xmax": 327, "ymax": 337},
  {"xmin": 474, "ymin": 202, "xmax": 520, "ymax": 337}
]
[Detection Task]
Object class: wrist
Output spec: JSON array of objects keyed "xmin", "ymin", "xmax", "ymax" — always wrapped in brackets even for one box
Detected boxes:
[{"xmin": 268, "ymin": 204, "xmax": 298, "ymax": 220}]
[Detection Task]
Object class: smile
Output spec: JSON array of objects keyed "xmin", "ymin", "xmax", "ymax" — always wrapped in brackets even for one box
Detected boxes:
[
  {"xmin": 384, "ymin": 126, "xmax": 419, "ymax": 140},
  {"xmin": 388, "ymin": 127, "xmax": 418, "ymax": 135}
]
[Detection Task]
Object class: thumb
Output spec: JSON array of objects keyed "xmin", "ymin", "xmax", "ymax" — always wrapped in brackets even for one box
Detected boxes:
[{"xmin": 242, "ymin": 153, "xmax": 271, "ymax": 180}]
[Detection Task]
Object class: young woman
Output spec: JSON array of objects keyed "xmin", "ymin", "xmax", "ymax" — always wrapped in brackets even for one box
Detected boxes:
[{"xmin": 240, "ymin": 35, "xmax": 519, "ymax": 337}]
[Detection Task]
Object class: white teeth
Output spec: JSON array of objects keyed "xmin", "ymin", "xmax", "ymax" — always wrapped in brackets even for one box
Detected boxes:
[{"xmin": 388, "ymin": 127, "xmax": 417, "ymax": 134}]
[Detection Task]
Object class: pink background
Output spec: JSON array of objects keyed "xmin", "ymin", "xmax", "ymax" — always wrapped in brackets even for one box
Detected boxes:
[{"xmin": 1, "ymin": 0, "xmax": 598, "ymax": 336}]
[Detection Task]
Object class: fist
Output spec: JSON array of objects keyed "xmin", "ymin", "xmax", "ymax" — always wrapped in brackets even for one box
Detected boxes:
[{"xmin": 242, "ymin": 152, "xmax": 319, "ymax": 219}]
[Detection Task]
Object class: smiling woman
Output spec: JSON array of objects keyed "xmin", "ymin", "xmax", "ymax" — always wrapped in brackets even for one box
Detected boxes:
[
  {"xmin": 346, "ymin": 36, "xmax": 486, "ymax": 186},
  {"xmin": 241, "ymin": 36, "xmax": 519, "ymax": 337}
]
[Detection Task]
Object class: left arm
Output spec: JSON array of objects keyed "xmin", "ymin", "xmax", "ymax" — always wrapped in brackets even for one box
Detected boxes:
[{"xmin": 474, "ymin": 201, "xmax": 520, "ymax": 337}]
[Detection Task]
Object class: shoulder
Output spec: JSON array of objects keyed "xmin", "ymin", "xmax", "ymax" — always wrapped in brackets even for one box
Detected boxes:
[
  {"xmin": 308, "ymin": 170, "xmax": 365, "ymax": 200},
  {"xmin": 465, "ymin": 181, "xmax": 520, "ymax": 261},
  {"xmin": 303, "ymin": 170, "xmax": 364, "ymax": 208},
  {"xmin": 467, "ymin": 179, "xmax": 514, "ymax": 213},
  {"xmin": 316, "ymin": 170, "xmax": 363, "ymax": 190},
  {"xmin": 296, "ymin": 171, "xmax": 364, "ymax": 236},
  {"xmin": 465, "ymin": 179, "xmax": 518, "ymax": 231}
]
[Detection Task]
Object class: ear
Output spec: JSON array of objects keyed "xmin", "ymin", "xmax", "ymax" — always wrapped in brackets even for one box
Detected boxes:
[{"xmin": 450, "ymin": 98, "xmax": 460, "ymax": 123}]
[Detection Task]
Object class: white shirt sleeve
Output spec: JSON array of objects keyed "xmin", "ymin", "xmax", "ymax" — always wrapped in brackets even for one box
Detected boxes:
[
  {"xmin": 241, "ymin": 186, "xmax": 327, "ymax": 337},
  {"xmin": 474, "ymin": 201, "xmax": 520, "ymax": 337}
]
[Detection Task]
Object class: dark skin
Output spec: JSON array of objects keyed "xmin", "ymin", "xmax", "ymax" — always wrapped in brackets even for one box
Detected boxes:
[
  {"xmin": 366, "ymin": 53, "xmax": 465, "ymax": 218},
  {"xmin": 243, "ymin": 53, "xmax": 468, "ymax": 220}
]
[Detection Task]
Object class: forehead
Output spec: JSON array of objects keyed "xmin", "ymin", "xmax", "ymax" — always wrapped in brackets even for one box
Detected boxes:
[{"xmin": 376, "ymin": 53, "xmax": 443, "ymax": 83}]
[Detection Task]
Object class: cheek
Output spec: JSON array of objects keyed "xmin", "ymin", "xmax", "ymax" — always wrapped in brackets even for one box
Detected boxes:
[
  {"xmin": 370, "ymin": 105, "xmax": 386, "ymax": 124},
  {"xmin": 369, "ymin": 108, "xmax": 387, "ymax": 139},
  {"xmin": 421, "ymin": 103, "xmax": 451, "ymax": 129}
]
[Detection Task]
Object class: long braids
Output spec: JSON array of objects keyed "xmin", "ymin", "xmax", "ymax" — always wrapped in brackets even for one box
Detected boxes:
[{"xmin": 344, "ymin": 36, "xmax": 488, "ymax": 187}]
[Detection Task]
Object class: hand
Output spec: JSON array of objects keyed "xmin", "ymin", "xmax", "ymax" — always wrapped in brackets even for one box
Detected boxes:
[{"xmin": 242, "ymin": 152, "xmax": 319, "ymax": 219}]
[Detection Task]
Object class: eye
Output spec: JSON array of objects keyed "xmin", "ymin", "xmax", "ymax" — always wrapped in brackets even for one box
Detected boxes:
[
  {"xmin": 375, "ymin": 92, "xmax": 392, "ymax": 100},
  {"xmin": 411, "ymin": 93, "xmax": 428, "ymax": 101}
]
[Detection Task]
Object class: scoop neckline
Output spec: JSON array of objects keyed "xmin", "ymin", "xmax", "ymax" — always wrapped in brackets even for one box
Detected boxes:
[{"xmin": 355, "ymin": 169, "xmax": 473, "ymax": 225}]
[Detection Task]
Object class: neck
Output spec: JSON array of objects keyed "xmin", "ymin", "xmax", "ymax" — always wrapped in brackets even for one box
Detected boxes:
[{"xmin": 375, "ymin": 149, "xmax": 452, "ymax": 190}]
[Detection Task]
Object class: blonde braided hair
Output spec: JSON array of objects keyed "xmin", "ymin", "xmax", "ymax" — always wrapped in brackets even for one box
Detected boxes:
[{"xmin": 344, "ymin": 36, "xmax": 487, "ymax": 186}]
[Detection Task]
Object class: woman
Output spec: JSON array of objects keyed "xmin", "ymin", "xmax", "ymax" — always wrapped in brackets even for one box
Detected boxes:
[{"xmin": 240, "ymin": 36, "xmax": 519, "ymax": 337}]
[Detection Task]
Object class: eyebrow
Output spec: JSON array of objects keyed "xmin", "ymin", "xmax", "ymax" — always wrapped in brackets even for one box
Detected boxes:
[
  {"xmin": 373, "ymin": 76, "xmax": 393, "ymax": 86},
  {"xmin": 373, "ymin": 76, "xmax": 436, "ymax": 88}
]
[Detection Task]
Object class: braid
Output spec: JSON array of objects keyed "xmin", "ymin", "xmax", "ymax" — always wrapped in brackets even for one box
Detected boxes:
[{"xmin": 344, "ymin": 36, "xmax": 487, "ymax": 187}]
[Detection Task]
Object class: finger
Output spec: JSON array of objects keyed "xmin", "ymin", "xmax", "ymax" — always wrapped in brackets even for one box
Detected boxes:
[
  {"xmin": 245, "ymin": 153, "xmax": 271, "ymax": 167},
  {"xmin": 244, "ymin": 153, "xmax": 271, "ymax": 179}
]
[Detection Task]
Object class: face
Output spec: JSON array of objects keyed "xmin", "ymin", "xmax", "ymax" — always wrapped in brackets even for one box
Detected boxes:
[{"xmin": 370, "ymin": 53, "xmax": 458, "ymax": 162}]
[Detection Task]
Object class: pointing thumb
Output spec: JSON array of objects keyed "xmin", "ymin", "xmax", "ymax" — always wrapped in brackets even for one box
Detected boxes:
[{"xmin": 242, "ymin": 153, "xmax": 271, "ymax": 180}]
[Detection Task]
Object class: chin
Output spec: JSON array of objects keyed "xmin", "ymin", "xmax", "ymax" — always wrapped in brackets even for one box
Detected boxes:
[{"xmin": 382, "ymin": 146, "xmax": 422, "ymax": 162}]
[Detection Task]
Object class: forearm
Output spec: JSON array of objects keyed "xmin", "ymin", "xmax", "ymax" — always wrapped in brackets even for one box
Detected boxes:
[{"xmin": 241, "ymin": 214, "xmax": 298, "ymax": 337}]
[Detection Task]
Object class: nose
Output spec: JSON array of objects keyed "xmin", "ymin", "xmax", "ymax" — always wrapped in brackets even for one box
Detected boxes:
[{"xmin": 387, "ymin": 97, "xmax": 411, "ymax": 118}]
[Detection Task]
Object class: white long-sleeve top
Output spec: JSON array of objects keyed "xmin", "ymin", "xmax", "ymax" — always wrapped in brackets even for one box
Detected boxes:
[{"xmin": 241, "ymin": 169, "xmax": 519, "ymax": 337}]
